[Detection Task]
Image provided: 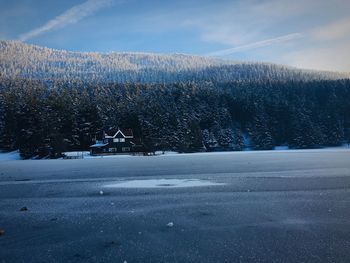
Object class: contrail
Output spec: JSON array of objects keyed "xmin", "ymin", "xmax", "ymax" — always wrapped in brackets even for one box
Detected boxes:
[
  {"xmin": 207, "ymin": 33, "xmax": 303, "ymax": 56},
  {"xmin": 18, "ymin": 0, "xmax": 115, "ymax": 41}
]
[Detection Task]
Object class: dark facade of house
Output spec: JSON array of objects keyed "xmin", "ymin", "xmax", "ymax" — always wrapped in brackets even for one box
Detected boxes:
[{"xmin": 90, "ymin": 129, "xmax": 144, "ymax": 155}]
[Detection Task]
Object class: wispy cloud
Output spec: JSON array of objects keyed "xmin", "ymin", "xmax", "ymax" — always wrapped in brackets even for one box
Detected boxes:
[
  {"xmin": 8, "ymin": 0, "xmax": 350, "ymax": 71},
  {"xmin": 18, "ymin": 0, "xmax": 115, "ymax": 41},
  {"xmin": 207, "ymin": 33, "xmax": 303, "ymax": 56},
  {"xmin": 282, "ymin": 18, "xmax": 350, "ymax": 72}
]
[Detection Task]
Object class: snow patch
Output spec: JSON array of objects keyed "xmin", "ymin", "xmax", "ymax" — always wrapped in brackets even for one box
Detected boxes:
[
  {"xmin": 104, "ymin": 179, "xmax": 225, "ymax": 188},
  {"xmin": 0, "ymin": 150, "xmax": 21, "ymax": 161},
  {"xmin": 63, "ymin": 151, "xmax": 90, "ymax": 157},
  {"xmin": 154, "ymin": 151, "xmax": 179, "ymax": 156},
  {"xmin": 166, "ymin": 222, "xmax": 174, "ymax": 227},
  {"xmin": 274, "ymin": 145, "xmax": 289, "ymax": 150}
]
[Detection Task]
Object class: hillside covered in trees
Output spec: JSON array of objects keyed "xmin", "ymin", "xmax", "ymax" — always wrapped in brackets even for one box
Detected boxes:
[
  {"xmin": 1, "ymin": 40, "xmax": 349, "ymax": 83},
  {"xmin": 1, "ymin": 77, "xmax": 350, "ymax": 159},
  {"xmin": 0, "ymin": 41, "xmax": 350, "ymax": 158}
]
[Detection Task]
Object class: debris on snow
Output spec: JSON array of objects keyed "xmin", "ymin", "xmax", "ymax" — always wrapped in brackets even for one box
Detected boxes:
[
  {"xmin": 20, "ymin": 206, "xmax": 28, "ymax": 212},
  {"xmin": 0, "ymin": 229, "xmax": 5, "ymax": 236}
]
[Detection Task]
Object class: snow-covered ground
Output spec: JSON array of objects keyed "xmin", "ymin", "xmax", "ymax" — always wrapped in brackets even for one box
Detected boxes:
[
  {"xmin": 0, "ymin": 150, "xmax": 21, "ymax": 161},
  {"xmin": 1, "ymin": 145, "xmax": 349, "ymax": 162},
  {"xmin": 64, "ymin": 146, "xmax": 350, "ymax": 160}
]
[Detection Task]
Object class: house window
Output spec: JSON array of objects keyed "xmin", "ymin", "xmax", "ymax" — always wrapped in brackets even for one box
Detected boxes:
[
  {"xmin": 122, "ymin": 147, "xmax": 130, "ymax": 152},
  {"xmin": 113, "ymin": 138, "xmax": 119, "ymax": 142},
  {"xmin": 120, "ymin": 138, "xmax": 125, "ymax": 142}
]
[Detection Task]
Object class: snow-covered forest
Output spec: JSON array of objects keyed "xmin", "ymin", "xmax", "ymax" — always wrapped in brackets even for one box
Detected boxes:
[
  {"xmin": 0, "ymin": 41, "xmax": 350, "ymax": 158},
  {"xmin": 1, "ymin": 76, "xmax": 350, "ymax": 159},
  {"xmin": 1, "ymin": 40, "xmax": 349, "ymax": 83}
]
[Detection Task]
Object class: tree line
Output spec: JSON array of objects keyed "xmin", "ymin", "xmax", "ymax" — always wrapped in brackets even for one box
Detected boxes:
[{"xmin": 0, "ymin": 77, "xmax": 350, "ymax": 159}]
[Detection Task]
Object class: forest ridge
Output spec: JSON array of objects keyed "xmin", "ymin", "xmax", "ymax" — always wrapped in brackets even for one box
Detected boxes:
[{"xmin": 1, "ymin": 40, "xmax": 349, "ymax": 83}]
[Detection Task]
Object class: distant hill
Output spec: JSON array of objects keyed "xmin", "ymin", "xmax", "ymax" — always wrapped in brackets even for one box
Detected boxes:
[{"xmin": 0, "ymin": 40, "xmax": 349, "ymax": 83}]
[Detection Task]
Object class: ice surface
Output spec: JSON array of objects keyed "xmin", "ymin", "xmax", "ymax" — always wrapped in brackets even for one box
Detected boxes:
[
  {"xmin": 104, "ymin": 179, "xmax": 225, "ymax": 188},
  {"xmin": 2, "ymin": 147, "xmax": 350, "ymax": 263}
]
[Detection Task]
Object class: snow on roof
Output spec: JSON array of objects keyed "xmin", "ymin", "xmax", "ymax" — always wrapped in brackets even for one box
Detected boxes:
[
  {"xmin": 120, "ymin": 128, "xmax": 133, "ymax": 137},
  {"xmin": 90, "ymin": 143, "xmax": 108, "ymax": 148},
  {"xmin": 105, "ymin": 128, "xmax": 134, "ymax": 138}
]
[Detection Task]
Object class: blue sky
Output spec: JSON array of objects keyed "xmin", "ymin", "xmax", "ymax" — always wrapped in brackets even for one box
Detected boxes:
[{"xmin": 1, "ymin": 0, "xmax": 350, "ymax": 71}]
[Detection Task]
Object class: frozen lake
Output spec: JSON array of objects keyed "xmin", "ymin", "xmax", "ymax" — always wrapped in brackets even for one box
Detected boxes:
[{"xmin": 1, "ymin": 149, "xmax": 350, "ymax": 262}]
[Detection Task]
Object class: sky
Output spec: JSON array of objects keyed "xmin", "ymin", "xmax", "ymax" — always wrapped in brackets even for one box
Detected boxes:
[{"xmin": 0, "ymin": 0, "xmax": 350, "ymax": 72}]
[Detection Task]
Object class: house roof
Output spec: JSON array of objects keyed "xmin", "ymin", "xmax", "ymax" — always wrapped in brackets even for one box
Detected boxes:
[
  {"xmin": 90, "ymin": 142, "xmax": 108, "ymax": 148},
  {"xmin": 123, "ymin": 129, "xmax": 133, "ymax": 137},
  {"xmin": 105, "ymin": 128, "xmax": 134, "ymax": 138}
]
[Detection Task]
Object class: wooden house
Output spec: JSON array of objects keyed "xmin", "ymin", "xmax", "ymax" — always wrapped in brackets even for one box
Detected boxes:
[{"xmin": 90, "ymin": 129, "xmax": 144, "ymax": 155}]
